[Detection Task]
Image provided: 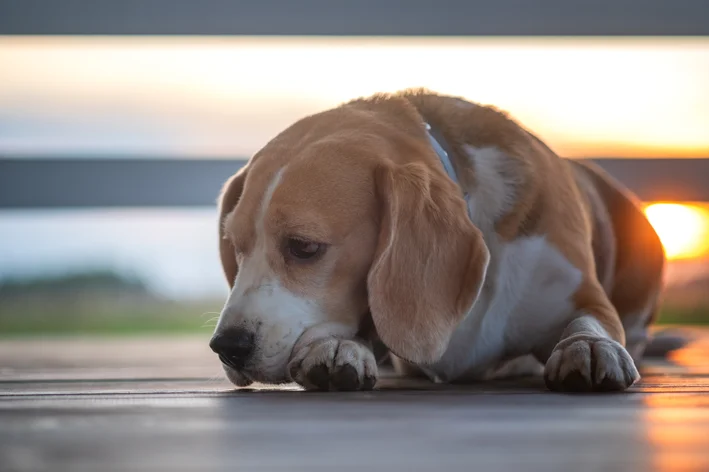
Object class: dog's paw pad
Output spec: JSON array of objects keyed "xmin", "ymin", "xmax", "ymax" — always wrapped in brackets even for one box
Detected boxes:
[
  {"xmin": 305, "ymin": 364, "xmax": 331, "ymax": 391},
  {"xmin": 332, "ymin": 364, "xmax": 359, "ymax": 391}
]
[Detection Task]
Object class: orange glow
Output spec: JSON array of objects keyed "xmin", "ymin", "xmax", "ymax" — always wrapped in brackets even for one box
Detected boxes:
[
  {"xmin": 0, "ymin": 37, "xmax": 708, "ymax": 158},
  {"xmin": 645, "ymin": 203, "xmax": 709, "ymax": 260}
]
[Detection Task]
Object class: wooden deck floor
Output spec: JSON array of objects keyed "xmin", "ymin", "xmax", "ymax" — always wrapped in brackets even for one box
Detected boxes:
[{"xmin": 2, "ymin": 330, "xmax": 709, "ymax": 471}]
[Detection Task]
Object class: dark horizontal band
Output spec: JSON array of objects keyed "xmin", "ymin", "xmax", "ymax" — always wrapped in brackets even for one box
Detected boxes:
[
  {"xmin": 1, "ymin": 157, "xmax": 707, "ymax": 208},
  {"xmin": 2, "ymin": 0, "xmax": 708, "ymax": 36}
]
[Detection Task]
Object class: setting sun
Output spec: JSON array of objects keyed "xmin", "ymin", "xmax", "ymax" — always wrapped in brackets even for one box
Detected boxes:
[{"xmin": 645, "ymin": 203, "xmax": 709, "ymax": 260}]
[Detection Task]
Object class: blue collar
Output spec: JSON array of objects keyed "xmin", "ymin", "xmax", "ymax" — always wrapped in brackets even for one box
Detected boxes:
[{"xmin": 424, "ymin": 123, "xmax": 473, "ymax": 219}]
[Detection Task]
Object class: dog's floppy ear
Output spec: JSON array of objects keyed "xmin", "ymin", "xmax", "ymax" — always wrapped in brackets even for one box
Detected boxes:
[
  {"xmin": 218, "ymin": 166, "xmax": 249, "ymax": 288},
  {"xmin": 367, "ymin": 162, "xmax": 490, "ymax": 365}
]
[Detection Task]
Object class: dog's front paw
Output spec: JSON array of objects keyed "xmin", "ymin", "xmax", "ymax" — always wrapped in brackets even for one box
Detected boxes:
[
  {"xmin": 287, "ymin": 338, "xmax": 378, "ymax": 391},
  {"xmin": 544, "ymin": 336, "xmax": 640, "ymax": 392}
]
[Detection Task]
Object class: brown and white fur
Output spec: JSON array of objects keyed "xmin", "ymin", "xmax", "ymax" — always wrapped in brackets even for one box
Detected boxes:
[{"xmin": 211, "ymin": 89, "xmax": 666, "ymax": 392}]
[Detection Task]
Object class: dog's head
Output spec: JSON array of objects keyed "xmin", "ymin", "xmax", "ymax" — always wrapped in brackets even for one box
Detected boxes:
[{"xmin": 210, "ymin": 98, "xmax": 489, "ymax": 386}]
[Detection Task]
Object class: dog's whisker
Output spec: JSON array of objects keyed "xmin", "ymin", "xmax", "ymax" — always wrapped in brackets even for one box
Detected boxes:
[{"xmin": 200, "ymin": 316, "xmax": 220, "ymax": 329}]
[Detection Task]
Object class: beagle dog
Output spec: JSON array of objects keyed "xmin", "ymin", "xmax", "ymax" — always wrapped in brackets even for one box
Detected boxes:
[{"xmin": 209, "ymin": 89, "xmax": 665, "ymax": 392}]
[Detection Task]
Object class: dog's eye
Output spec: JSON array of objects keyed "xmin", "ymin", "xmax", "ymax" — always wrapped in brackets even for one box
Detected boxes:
[{"xmin": 286, "ymin": 238, "xmax": 322, "ymax": 260}]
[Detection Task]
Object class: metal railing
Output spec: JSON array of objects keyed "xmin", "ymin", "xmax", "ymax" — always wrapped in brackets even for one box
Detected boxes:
[
  {"xmin": 2, "ymin": 158, "xmax": 708, "ymax": 208},
  {"xmin": 2, "ymin": 0, "xmax": 708, "ymax": 35}
]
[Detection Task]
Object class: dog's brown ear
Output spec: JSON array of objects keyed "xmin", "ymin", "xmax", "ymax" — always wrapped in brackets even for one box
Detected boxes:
[
  {"xmin": 367, "ymin": 162, "xmax": 490, "ymax": 365},
  {"xmin": 218, "ymin": 166, "xmax": 249, "ymax": 288}
]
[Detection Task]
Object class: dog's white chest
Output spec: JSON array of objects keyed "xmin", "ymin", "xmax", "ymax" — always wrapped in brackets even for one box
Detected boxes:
[{"xmin": 429, "ymin": 236, "xmax": 583, "ymax": 381}]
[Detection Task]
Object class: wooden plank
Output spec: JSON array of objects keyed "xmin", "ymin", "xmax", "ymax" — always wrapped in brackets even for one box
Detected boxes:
[{"xmin": 1, "ymin": 333, "xmax": 709, "ymax": 471}]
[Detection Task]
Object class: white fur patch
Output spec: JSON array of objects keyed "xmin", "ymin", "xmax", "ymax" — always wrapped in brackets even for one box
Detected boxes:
[
  {"xmin": 259, "ymin": 169, "xmax": 284, "ymax": 228},
  {"xmin": 227, "ymin": 278, "xmax": 325, "ymax": 377},
  {"xmin": 429, "ymin": 236, "xmax": 583, "ymax": 381},
  {"xmin": 463, "ymin": 145, "xmax": 522, "ymax": 236},
  {"xmin": 561, "ymin": 315, "xmax": 609, "ymax": 339}
]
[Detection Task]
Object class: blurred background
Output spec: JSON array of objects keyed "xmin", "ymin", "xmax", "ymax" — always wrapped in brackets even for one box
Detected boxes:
[{"xmin": 1, "ymin": 18, "xmax": 708, "ymax": 338}]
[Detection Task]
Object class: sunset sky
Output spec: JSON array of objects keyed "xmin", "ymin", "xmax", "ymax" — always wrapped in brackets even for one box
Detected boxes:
[{"xmin": 1, "ymin": 37, "xmax": 708, "ymax": 158}]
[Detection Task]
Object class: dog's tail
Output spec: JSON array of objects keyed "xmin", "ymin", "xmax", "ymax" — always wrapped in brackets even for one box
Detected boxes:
[{"xmin": 644, "ymin": 328, "xmax": 693, "ymax": 358}]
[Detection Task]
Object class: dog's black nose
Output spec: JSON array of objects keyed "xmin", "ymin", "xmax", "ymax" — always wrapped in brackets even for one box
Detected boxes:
[{"xmin": 209, "ymin": 328, "xmax": 255, "ymax": 369}]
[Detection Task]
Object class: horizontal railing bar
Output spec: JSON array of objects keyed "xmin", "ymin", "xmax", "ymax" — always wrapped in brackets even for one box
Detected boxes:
[
  {"xmin": 1, "ymin": 158, "xmax": 708, "ymax": 208},
  {"xmin": 2, "ymin": 0, "xmax": 709, "ymax": 36}
]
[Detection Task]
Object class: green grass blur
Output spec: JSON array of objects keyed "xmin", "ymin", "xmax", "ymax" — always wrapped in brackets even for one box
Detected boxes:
[
  {"xmin": 0, "ymin": 270, "xmax": 222, "ymax": 337},
  {"xmin": 0, "ymin": 270, "xmax": 707, "ymax": 337}
]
